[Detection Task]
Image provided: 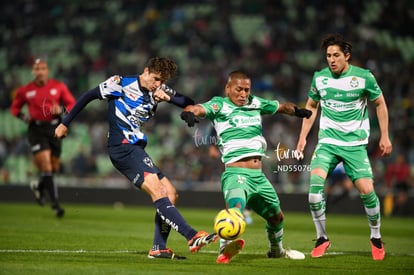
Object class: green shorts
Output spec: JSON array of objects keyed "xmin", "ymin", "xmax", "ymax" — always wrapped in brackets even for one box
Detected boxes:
[
  {"xmin": 310, "ymin": 143, "xmax": 373, "ymax": 182},
  {"xmin": 221, "ymin": 167, "xmax": 281, "ymax": 218}
]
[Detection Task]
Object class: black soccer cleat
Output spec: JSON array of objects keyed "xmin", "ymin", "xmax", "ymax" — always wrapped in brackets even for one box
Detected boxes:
[
  {"xmin": 148, "ymin": 248, "xmax": 186, "ymax": 260},
  {"xmin": 55, "ymin": 208, "xmax": 65, "ymax": 218}
]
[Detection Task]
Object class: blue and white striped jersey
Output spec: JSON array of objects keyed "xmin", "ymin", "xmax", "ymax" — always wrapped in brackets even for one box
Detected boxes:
[{"xmin": 98, "ymin": 75, "xmax": 158, "ymax": 146}]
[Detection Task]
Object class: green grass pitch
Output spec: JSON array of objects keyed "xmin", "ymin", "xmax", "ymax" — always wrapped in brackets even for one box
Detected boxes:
[{"xmin": 0, "ymin": 202, "xmax": 413, "ymax": 274}]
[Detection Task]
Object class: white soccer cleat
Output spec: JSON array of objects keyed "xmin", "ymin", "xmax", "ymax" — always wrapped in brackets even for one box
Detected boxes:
[{"xmin": 284, "ymin": 249, "xmax": 305, "ymax": 260}]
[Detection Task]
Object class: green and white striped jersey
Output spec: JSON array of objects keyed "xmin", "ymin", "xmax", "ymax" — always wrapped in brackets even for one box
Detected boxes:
[
  {"xmin": 309, "ymin": 65, "xmax": 382, "ymax": 146},
  {"xmin": 201, "ymin": 95, "xmax": 279, "ymax": 164}
]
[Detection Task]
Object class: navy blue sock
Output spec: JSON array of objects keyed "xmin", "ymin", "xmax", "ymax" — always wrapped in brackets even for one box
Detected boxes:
[
  {"xmin": 153, "ymin": 197, "xmax": 197, "ymax": 241},
  {"xmin": 151, "ymin": 212, "xmax": 171, "ymax": 251}
]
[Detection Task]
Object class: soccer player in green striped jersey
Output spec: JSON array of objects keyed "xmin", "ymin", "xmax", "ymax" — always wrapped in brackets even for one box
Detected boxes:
[
  {"xmin": 180, "ymin": 70, "xmax": 312, "ymax": 263},
  {"xmin": 296, "ymin": 34, "xmax": 392, "ymax": 261}
]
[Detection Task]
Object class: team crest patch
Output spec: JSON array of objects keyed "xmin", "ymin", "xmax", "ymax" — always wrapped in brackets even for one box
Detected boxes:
[
  {"xmin": 111, "ymin": 75, "xmax": 121, "ymax": 84},
  {"xmin": 350, "ymin": 77, "xmax": 359, "ymax": 88},
  {"xmin": 211, "ymin": 103, "xmax": 219, "ymax": 112},
  {"xmin": 50, "ymin": 89, "xmax": 57, "ymax": 95}
]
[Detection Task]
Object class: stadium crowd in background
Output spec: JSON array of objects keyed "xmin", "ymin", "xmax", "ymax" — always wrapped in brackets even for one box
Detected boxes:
[{"xmin": 0, "ymin": 1, "xmax": 413, "ymax": 196}]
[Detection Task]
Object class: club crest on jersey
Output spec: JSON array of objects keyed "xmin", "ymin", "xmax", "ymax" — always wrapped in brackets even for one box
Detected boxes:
[
  {"xmin": 350, "ymin": 77, "xmax": 359, "ymax": 88},
  {"xmin": 211, "ymin": 103, "xmax": 219, "ymax": 112},
  {"xmin": 50, "ymin": 89, "xmax": 57, "ymax": 95}
]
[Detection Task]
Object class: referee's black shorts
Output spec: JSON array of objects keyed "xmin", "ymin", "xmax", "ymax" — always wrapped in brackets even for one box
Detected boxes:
[{"xmin": 28, "ymin": 119, "xmax": 62, "ymax": 157}]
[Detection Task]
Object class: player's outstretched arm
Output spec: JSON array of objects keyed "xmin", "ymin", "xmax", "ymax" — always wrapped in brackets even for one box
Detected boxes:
[
  {"xmin": 55, "ymin": 87, "xmax": 101, "ymax": 138},
  {"xmin": 277, "ymin": 102, "xmax": 313, "ymax": 118},
  {"xmin": 180, "ymin": 105, "xmax": 206, "ymax": 127}
]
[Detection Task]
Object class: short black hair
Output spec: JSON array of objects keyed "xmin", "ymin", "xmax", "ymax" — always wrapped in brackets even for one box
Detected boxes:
[
  {"xmin": 321, "ymin": 33, "xmax": 352, "ymax": 56},
  {"xmin": 227, "ymin": 70, "xmax": 250, "ymax": 83}
]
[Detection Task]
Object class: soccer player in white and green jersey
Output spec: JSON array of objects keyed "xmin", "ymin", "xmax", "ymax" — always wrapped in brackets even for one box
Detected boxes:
[
  {"xmin": 180, "ymin": 70, "xmax": 312, "ymax": 263},
  {"xmin": 296, "ymin": 34, "xmax": 392, "ymax": 261}
]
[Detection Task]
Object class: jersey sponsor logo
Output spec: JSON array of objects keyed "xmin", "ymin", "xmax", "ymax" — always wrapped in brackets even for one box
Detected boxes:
[
  {"xmin": 127, "ymin": 113, "xmax": 143, "ymax": 127},
  {"xmin": 27, "ymin": 90, "xmax": 36, "ymax": 98},
  {"xmin": 230, "ymin": 115, "xmax": 261, "ymax": 127},
  {"xmin": 127, "ymin": 104, "xmax": 153, "ymax": 127},
  {"xmin": 346, "ymin": 92, "xmax": 359, "ymax": 97},
  {"xmin": 324, "ymin": 101, "xmax": 357, "ymax": 110}
]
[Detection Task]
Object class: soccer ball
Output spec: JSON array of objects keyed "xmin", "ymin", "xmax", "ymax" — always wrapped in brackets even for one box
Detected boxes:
[{"xmin": 214, "ymin": 208, "xmax": 246, "ymax": 240}]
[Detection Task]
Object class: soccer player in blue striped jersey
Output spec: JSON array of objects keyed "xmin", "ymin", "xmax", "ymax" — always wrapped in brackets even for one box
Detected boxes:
[
  {"xmin": 296, "ymin": 34, "xmax": 392, "ymax": 261},
  {"xmin": 55, "ymin": 57, "xmax": 217, "ymax": 260}
]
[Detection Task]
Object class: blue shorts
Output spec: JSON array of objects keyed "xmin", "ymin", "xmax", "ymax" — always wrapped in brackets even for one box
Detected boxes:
[{"xmin": 108, "ymin": 144, "xmax": 164, "ymax": 188}]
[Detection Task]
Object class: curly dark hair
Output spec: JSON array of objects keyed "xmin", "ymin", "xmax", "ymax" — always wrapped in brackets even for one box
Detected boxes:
[
  {"xmin": 146, "ymin": 57, "xmax": 178, "ymax": 81},
  {"xmin": 321, "ymin": 33, "xmax": 352, "ymax": 56}
]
